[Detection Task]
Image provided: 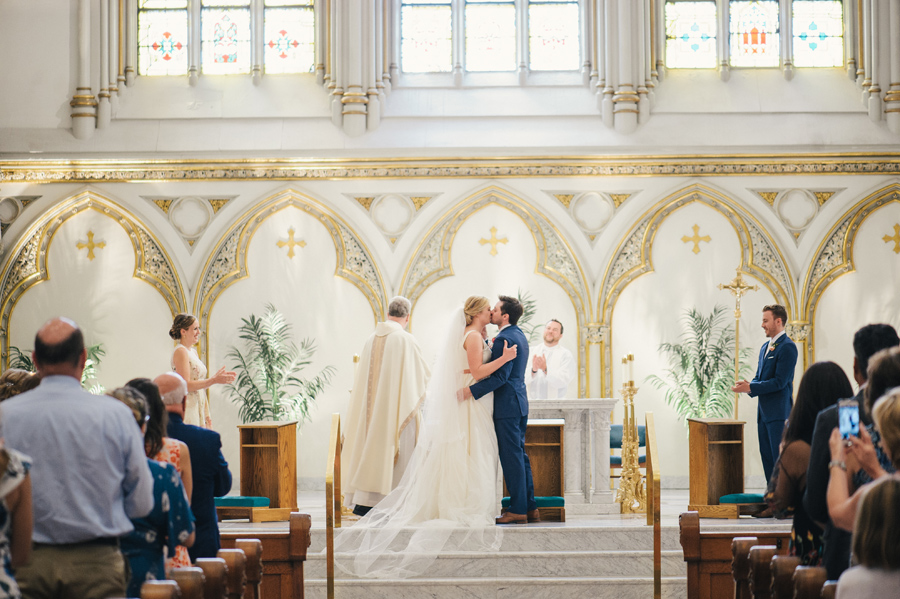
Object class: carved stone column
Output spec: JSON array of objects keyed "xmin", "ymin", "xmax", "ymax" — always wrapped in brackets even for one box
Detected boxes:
[
  {"xmin": 584, "ymin": 323, "xmax": 607, "ymax": 398},
  {"xmin": 717, "ymin": 0, "xmax": 730, "ymax": 81},
  {"xmin": 71, "ymin": 0, "xmax": 97, "ymax": 139},
  {"xmin": 786, "ymin": 321, "xmax": 811, "ymax": 370},
  {"xmin": 97, "ymin": 0, "xmax": 112, "ymax": 128},
  {"xmin": 781, "ymin": 0, "xmax": 793, "ymax": 80},
  {"xmin": 612, "ymin": 0, "xmax": 638, "ymax": 132},
  {"xmin": 868, "ymin": 0, "xmax": 883, "ymax": 120},
  {"xmin": 887, "ymin": 0, "xmax": 900, "ymax": 133},
  {"xmin": 599, "ymin": 0, "xmax": 615, "ymax": 126},
  {"xmin": 125, "ymin": 0, "xmax": 137, "ymax": 86},
  {"xmin": 844, "ymin": 0, "xmax": 857, "ymax": 80}
]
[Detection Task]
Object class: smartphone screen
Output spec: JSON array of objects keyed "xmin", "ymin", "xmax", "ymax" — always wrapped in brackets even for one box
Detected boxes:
[{"xmin": 838, "ymin": 400, "xmax": 860, "ymax": 440}]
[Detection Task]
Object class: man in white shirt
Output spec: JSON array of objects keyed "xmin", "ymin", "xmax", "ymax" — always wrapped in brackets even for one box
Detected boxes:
[{"xmin": 525, "ymin": 319, "xmax": 576, "ymax": 399}]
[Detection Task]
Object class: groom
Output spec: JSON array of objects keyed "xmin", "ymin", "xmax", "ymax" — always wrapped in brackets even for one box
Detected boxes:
[{"xmin": 463, "ymin": 295, "xmax": 537, "ymax": 524}]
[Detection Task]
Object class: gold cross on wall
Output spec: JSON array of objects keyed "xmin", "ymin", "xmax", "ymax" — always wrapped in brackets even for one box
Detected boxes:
[
  {"xmin": 76, "ymin": 231, "xmax": 106, "ymax": 261},
  {"xmin": 883, "ymin": 224, "xmax": 900, "ymax": 254},
  {"xmin": 277, "ymin": 227, "xmax": 307, "ymax": 258},
  {"xmin": 479, "ymin": 226, "xmax": 508, "ymax": 256},
  {"xmin": 682, "ymin": 224, "xmax": 711, "ymax": 254}
]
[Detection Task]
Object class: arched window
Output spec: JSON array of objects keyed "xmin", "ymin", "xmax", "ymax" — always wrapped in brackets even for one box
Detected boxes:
[
  {"xmin": 137, "ymin": 0, "xmax": 315, "ymax": 76},
  {"xmin": 399, "ymin": 0, "xmax": 580, "ymax": 76},
  {"xmin": 729, "ymin": 0, "xmax": 780, "ymax": 67},
  {"xmin": 664, "ymin": 1, "xmax": 717, "ymax": 69}
]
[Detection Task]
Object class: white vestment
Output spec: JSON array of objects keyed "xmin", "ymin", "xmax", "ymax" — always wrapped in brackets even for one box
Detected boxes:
[
  {"xmin": 333, "ymin": 309, "xmax": 503, "ymax": 579},
  {"xmin": 525, "ymin": 342, "xmax": 576, "ymax": 399},
  {"xmin": 343, "ymin": 320, "xmax": 430, "ymax": 508}
]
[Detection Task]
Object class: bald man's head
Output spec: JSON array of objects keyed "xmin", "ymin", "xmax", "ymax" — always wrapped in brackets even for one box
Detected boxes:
[
  {"xmin": 154, "ymin": 372, "xmax": 187, "ymax": 413},
  {"xmin": 33, "ymin": 317, "xmax": 86, "ymax": 378}
]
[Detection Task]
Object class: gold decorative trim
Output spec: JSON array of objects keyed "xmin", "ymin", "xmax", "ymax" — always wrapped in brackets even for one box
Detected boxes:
[
  {"xmin": 0, "ymin": 191, "xmax": 187, "ymax": 367},
  {"xmin": 801, "ymin": 185, "xmax": 900, "ymax": 367},
  {"xmin": 9, "ymin": 154, "xmax": 900, "ymax": 183},
  {"xmin": 554, "ymin": 194, "xmax": 575, "ymax": 208},
  {"xmin": 814, "ymin": 191, "xmax": 836, "ymax": 205},
  {"xmin": 276, "ymin": 227, "xmax": 307, "ymax": 258},
  {"xmin": 208, "ymin": 199, "xmax": 229, "ymax": 213},
  {"xmin": 597, "ymin": 184, "xmax": 796, "ymax": 396},
  {"xmin": 478, "ymin": 226, "xmax": 508, "ymax": 256},
  {"xmin": 76, "ymin": 231, "xmax": 106, "ymax": 261},
  {"xmin": 756, "ymin": 191, "xmax": 779, "ymax": 205},
  {"xmin": 681, "ymin": 224, "xmax": 710, "ymax": 254},
  {"xmin": 410, "ymin": 197, "xmax": 431, "ymax": 211},
  {"xmin": 153, "ymin": 199, "xmax": 174, "ymax": 214},
  {"xmin": 355, "ymin": 197, "xmax": 375, "ymax": 210},
  {"xmin": 194, "ymin": 189, "xmax": 387, "ymax": 362},
  {"xmin": 398, "ymin": 185, "xmax": 590, "ymax": 397},
  {"xmin": 609, "ymin": 193, "xmax": 631, "ymax": 208},
  {"xmin": 884, "ymin": 224, "xmax": 900, "ymax": 254}
]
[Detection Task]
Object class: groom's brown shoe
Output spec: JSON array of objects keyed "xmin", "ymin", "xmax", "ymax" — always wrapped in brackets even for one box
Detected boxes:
[
  {"xmin": 495, "ymin": 512, "xmax": 527, "ymax": 525},
  {"xmin": 527, "ymin": 509, "xmax": 541, "ymax": 523}
]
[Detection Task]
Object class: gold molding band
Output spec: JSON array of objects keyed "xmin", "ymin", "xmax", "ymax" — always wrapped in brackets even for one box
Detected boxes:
[{"xmin": 10, "ymin": 154, "xmax": 900, "ymax": 183}]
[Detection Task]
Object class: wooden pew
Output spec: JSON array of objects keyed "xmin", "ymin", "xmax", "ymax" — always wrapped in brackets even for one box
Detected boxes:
[
  {"xmin": 217, "ymin": 549, "xmax": 247, "ymax": 599},
  {"xmin": 820, "ymin": 580, "xmax": 837, "ymax": 599},
  {"xmin": 748, "ymin": 545, "xmax": 779, "ymax": 599},
  {"xmin": 770, "ymin": 555, "xmax": 801, "ymax": 599},
  {"xmin": 234, "ymin": 539, "xmax": 263, "ymax": 599},
  {"xmin": 732, "ymin": 537, "xmax": 759, "ymax": 599},
  {"xmin": 220, "ymin": 512, "xmax": 311, "ymax": 599},
  {"xmin": 169, "ymin": 567, "xmax": 206, "ymax": 599},
  {"xmin": 793, "ymin": 566, "xmax": 828, "ymax": 599},
  {"xmin": 141, "ymin": 580, "xmax": 182, "ymax": 599},
  {"xmin": 195, "ymin": 557, "xmax": 228, "ymax": 599},
  {"xmin": 680, "ymin": 511, "xmax": 791, "ymax": 599}
]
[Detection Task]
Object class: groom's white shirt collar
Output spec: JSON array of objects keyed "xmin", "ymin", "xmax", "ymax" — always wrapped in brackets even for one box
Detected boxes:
[
  {"xmin": 768, "ymin": 330, "xmax": 786, "ymax": 349},
  {"xmin": 498, "ymin": 323, "xmax": 511, "ymax": 332}
]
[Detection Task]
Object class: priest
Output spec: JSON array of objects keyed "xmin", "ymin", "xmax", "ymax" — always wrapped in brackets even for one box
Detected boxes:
[
  {"xmin": 525, "ymin": 319, "xmax": 576, "ymax": 399},
  {"xmin": 342, "ymin": 296, "xmax": 431, "ymax": 516}
]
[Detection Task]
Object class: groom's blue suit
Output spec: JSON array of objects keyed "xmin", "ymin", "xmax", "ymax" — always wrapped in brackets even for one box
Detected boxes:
[{"xmin": 470, "ymin": 324, "xmax": 536, "ymax": 516}]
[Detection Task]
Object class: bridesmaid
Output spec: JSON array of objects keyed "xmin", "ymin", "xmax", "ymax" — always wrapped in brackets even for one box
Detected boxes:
[{"xmin": 169, "ymin": 314, "xmax": 236, "ymax": 429}]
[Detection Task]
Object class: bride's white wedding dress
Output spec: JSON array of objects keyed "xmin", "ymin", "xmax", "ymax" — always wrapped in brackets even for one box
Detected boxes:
[{"xmin": 333, "ymin": 308, "xmax": 503, "ymax": 579}]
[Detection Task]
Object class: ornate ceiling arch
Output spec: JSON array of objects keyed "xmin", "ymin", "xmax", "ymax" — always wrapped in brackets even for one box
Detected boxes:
[
  {"xmin": 596, "ymin": 183, "xmax": 796, "ymax": 395},
  {"xmin": 398, "ymin": 185, "xmax": 591, "ymax": 396},
  {"xmin": 0, "ymin": 190, "xmax": 186, "ymax": 366},
  {"xmin": 194, "ymin": 189, "xmax": 387, "ymax": 360},
  {"xmin": 801, "ymin": 182, "xmax": 900, "ymax": 364}
]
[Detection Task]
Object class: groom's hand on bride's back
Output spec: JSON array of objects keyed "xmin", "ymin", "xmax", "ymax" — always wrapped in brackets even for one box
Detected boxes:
[
  {"xmin": 458, "ymin": 387, "xmax": 473, "ymax": 402},
  {"xmin": 502, "ymin": 341, "xmax": 517, "ymax": 362}
]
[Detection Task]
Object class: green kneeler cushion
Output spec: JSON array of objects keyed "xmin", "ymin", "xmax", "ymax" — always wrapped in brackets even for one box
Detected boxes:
[
  {"xmin": 215, "ymin": 496, "xmax": 270, "ymax": 508},
  {"xmin": 719, "ymin": 493, "xmax": 764, "ymax": 504},
  {"xmin": 501, "ymin": 496, "xmax": 565, "ymax": 508}
]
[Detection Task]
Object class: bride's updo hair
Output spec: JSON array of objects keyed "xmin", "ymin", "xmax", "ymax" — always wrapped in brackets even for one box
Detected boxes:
[
  {"xmin": 464, "ymin": 296, "xmax": 490, "ymax": 326},
  {"xmin": 169, "ymin": 314, "xmax": 196, "ymax": 341}
]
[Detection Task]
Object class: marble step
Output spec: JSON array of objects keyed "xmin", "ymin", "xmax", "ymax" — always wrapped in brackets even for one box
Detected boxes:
[
  {"xmin": 306, "ymin": 548, "xmax": 686, "ymax": 579},
  {"xmin": 304, "ymin": 575, "xmax": 688, "ymax": 599},
  {"xmin": 309, "ymin": 524, "xmax": 683, "ymax": 553}
]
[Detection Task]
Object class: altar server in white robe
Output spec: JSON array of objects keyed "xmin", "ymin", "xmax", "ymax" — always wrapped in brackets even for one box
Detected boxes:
[
  {"xmin": 525, "ymin": 319, "xmax": 576, "ymax": 399},
  {"xmin": 343, "ymin": 296, "xmax": 431, "ymax": 516}
]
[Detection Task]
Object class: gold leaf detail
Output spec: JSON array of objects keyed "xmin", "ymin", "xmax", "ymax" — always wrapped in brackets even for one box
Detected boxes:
[
  {"xmin": 153, "ymin": 199, "xmax": 173, "ymax": 213},
  {"xmin": 208, "ymin": 199, "xmax": 229, "ymax": 213},
  {"xmin": 187, "ymin": 239, "xmax": 196, "ymax": 246},
  {"xmin": 554, "ymin": 194, "xmax": 574, "ymax": 208},
  {"xmin": 609, "ymin": 193, "xmax": 631, "ymax": 207},
  {"xmin": 410, "ymin": 197, "xmax": 430, "ymax": 211},
  {"xmin": 757, "ymin": 191, "xmax": 778, "ymax": 205},
  {"xmin": 813, "ymin": 191, "xmax": 835, "ymax": 206},
  {"xmin": 356, "ymin": 197, "xmax": 374, "ymax": 211}
]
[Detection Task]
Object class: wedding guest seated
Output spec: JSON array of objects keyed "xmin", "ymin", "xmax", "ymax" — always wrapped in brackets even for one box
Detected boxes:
[
  {"xmin": 155, "ymin": 372, "xmax": 231, "ymax": 560},
  {"xmin": 127, "ymin": 377, "xmax": 194, "ymax": 570},
  {"xmin": 767, "ymin": 361, "xmax": 853, "ymax": 565},
  {"xmin": 835, "ymin": 477, "xmax": 900, "ymax": 598},
  {"xmin": 0, "ymin": 416, "xmax": 33, "ymax": 599},
  {"xmin": 2, "ymin": 317, "xmax": 153, "ymax": 599},
  {"xmin": 827, "ymin": 360, "xmax": 900, "ymax": 532},
  {"xmin": 111, "ymin": 387, "xmax": 195, "ymax": 597},
  {"xmin": 0, "ymin": 369, "xmax": 39, "ymax": 401}
]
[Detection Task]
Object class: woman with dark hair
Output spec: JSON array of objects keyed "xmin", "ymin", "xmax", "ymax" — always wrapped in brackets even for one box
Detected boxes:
[
  {"xmin": 126, "ymin": 378, "xmax": 193, "ymax": 571},
  {"xmin": 111, "ymin": 386, "xmax": 195, "ymax": 595},
  {"xmin": 767, "ymin": 361, "xmax": 853, "ymax": 564}
]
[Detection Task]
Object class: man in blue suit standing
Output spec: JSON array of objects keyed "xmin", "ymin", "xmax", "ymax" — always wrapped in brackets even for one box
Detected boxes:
[
  {"xmin": 732, "ymin": 304, "xmax": 798, "ymax": 481},
  {"xmin": 156, "ymin": 371, "xmax": 233, "ymax": 560},
  {"xmin": 463, "ymin": 295, "xmax": 537, "ymax": 524}
]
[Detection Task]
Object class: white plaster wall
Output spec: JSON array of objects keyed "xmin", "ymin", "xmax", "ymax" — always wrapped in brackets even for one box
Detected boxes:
[{"xmin": 8, "ymin": 209, "xmax": 175, "ymax": 386}]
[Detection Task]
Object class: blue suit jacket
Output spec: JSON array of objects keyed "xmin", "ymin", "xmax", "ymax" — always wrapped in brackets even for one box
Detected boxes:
[
  {"xmin": 749, "ymin": 335, "xmax": 798, "ymax": 423},
  {"xmin": 470, "ymin": 324, "xmax": 530, "ymax": 420},
  {"xmin": 167, "ymin": 412, "xmax": 233, "ymax": 560}
]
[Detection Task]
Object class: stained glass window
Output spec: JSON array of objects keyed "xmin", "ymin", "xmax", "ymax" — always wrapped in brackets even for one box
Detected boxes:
[
  {"xmin": 792, "ymin": 1, "xmax": 842, "ymax": 67},
  {"xmin": 465, "ymin": 0, "xmax": 516, "ymax": 72},
  {"xmin": 202, "ymin": 0, "xmax": 251, "ymax": 74},
  {"xmin": 400, "ymin": 0, "xmax": 452, "ymax": 73},
  {"xmin": 528, "ymin": 0, "xmax": 580, "ymax": 71},
  {"xmin": 138, "ymin": 0, "xmax": 188, "ymax": 76},
  {"xmin": 665, "ymin": 1, "xmax": 717, "ymax": 69},
  {"xmin": 264, "ymin": 0, "xmax": 316, "ymax": 74},
  {"xmin": 729, "ymin": 1, "xmax": 779, "ymax": 67}
]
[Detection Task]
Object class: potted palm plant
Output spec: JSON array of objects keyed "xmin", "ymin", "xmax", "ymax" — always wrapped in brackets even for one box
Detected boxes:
[
  {"xmin": 645, "ymin": 305, "xmax": 753, "ymax": 424},
  {"xmin": 226, "ymin": 304, "xmax": 335, "ymax": 424},
  {"xmin": 8, "ymin": 343, "xmax": 106, "ymax": 394}
]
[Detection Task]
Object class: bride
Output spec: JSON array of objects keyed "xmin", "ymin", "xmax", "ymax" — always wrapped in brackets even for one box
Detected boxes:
[{"xmin": 334, "ymin": 295, "xmax": 517, "ymax": 579}]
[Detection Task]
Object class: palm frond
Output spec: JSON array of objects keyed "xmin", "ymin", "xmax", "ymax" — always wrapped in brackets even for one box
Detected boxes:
[
  {"xmin": 8, "ymin": 346, "xmax": 35, "ymax": 372},
  {"xmin": 645, "ymin": 305, "xmax": 753, "ymax": 427},
  {"xmin": 226, "ymin": 304, "xmax": 334, "ymax": 425}
]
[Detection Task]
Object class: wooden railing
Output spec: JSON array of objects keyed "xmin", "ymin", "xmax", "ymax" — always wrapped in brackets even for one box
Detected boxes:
[
  {"xmin": 325, "ymin": 412, "xmax": 342, "ymax": 599},
  {"xmin": 645, "ymin": 411, "xmax": 661, "ymax": 599}
]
